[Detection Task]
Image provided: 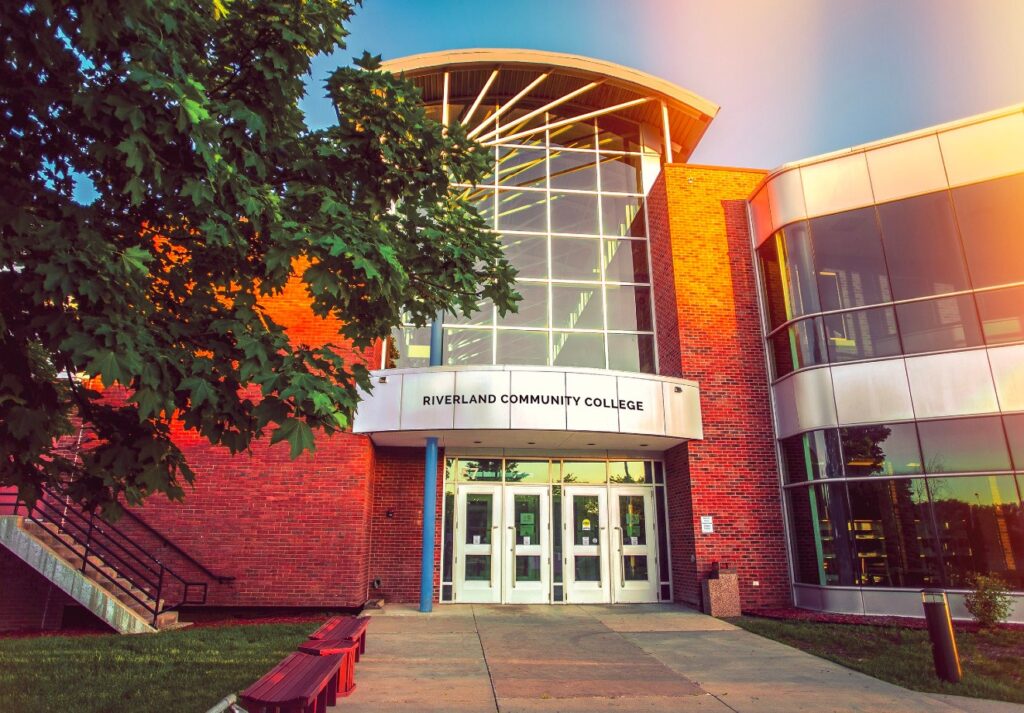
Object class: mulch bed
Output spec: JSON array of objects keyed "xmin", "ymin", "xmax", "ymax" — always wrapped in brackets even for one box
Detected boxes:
[{"xmin": 744, "ymin": 607, "xmax": 1024, "ymax": 632}]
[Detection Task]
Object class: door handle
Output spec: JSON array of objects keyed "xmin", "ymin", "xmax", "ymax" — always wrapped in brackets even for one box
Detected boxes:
[
  {"xmin": 508, "ymin": 526, "xmax": 516, "ymax": 588},
  {"xmin": 489, "ymin": 525, "xmax": 498, "ymax": 587},
  {"xmin": 616, "ymin": 527, "xmax": 626, "ymax": 588}
]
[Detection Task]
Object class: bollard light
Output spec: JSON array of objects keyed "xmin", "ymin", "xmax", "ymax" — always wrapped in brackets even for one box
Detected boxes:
[{"xmin": 921, "ymin": 589, "xmax": 962, "ymax": 684}]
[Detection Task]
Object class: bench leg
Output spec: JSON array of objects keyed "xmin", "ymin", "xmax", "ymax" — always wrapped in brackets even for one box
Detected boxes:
[{"xmin": 339, "ymin": 654, "xmax": 357, "ymax": 697}]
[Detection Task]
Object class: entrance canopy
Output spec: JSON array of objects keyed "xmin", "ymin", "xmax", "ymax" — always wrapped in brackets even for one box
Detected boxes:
[{"xmin": 352, "ymin": 365, "xmax": 702, "ymax": 452}]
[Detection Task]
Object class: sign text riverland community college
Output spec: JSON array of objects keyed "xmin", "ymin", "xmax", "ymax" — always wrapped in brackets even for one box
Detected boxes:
[{"xmin": 422, "ymin": 392, "xmax": 646, "ymax": 411}]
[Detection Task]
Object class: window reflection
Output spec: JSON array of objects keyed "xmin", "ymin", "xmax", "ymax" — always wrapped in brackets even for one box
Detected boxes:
[
  {"xmin": 445, "ymin": 328, "xmax": 493, "ymax": 366},
  {"xmin": 896, "ymin": 295, "xmax": 982, "ymax": 354},
  {"xmin": 550, "ymin": 191, "xmax": 599, "ymax": 235},
  {"xmin": 840, "ymin": 423, "xmax": 923, "ymax": 476},
  {"xmin": 976, "ymin": 285, "xmax": 1024, "ymax": 346},
  {"xmin": 877, "ymin": 192, "xmax": 969, "ymax": 300},
  {"xmin": 497, "ymin": 147, "xmax": 547, "ymax": 188},
  {"xmin": 548, "ymin": 149, "xmax": 598, "ymax": 191},
  {"xmin": 811, "ymin": 207, "xmax": 893, "ymax": 311},
  {"xmin": 552, "ymin": 331, "xmax": 604, "ymax": 369},
  {"xmin": 927, "ymin": 475, "xmax": 1024, "ymax": 589},
  {"xmin": 496, "ymin": 330, "xmax": 547, "ymax": 365},
  {"xmin": 780, "ymin": 429, "xmax": 842, "ymax": 483},
  {"xmin": 917, "ymin": 417, "xmax": 1012, "ymax": 473},
  {"xmin": 951, "ymin": 173, "xmax": 1024, "ymax": 288},
  {"xmin": 497, "ymin": 189, "xmax": 547, "ymax": 232},
  {"xmin": 770, "ymin": 317, "xmax": 827, "ymax": 378},
  {"xmin": 787, "ymin": 483, "xmax": 856, "ymax": 586},
  {"xmin": 607, "ymin": 333, "xmax": 655, "ymax": 373},
  {"xmin": 605, "ymin": 285, "xmax": 652, "ymax": 331},
  {"xmin": 601, "ymin": 195, "xmax": 646, "ymax": 237},
  {"xmin": 551, "ymin": 238, "xmax": 601, "ymax": 281},
  {"xmin": 599, "ymin": 153, "xmax": 642, "ymax": 194},
  {"xmin": 846, "ymin": 478, "xmax": 942, "ymax": 588},
  {"xmin": 1006, "ymin": 414, "xmax": 1024, "ymax": 470},
  {"xmin": 502, "ymin": 282, "xmax": 548, "ymax": 328},
  {"xmin": 823, "ymin": 306, "xmax": 900, "ymax": 362},
  {"xmin": 500, "ymin": 233, "xmax": 548, "ymax": 280},
  {"xmin": 603, "ymin": 240, "xmax": 649, "ymax": 283},
  {"xmin": 551, "ymin": 284, "xmax": 603, "ymax": 330}
]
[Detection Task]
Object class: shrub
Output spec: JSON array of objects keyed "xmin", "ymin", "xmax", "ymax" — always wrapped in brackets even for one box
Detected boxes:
[{"xmin": 964, "ymin": 575, "xmax": 1013, "ymax": 627}]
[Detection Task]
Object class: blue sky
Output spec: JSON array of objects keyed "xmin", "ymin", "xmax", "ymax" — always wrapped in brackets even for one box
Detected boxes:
[{"xmin": 303, "ymin": 0, "xmax": 1024, "ymax": 169}]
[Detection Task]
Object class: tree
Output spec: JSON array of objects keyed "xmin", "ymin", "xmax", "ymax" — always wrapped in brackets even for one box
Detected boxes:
[{"xmin": 0, "ymin": 1, "xmax": 516, "ymax": 515}]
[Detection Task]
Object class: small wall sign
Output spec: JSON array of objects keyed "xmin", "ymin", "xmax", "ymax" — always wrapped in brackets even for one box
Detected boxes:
[{"xmin": 700, "ymin": 515, "xmax": 714, "ymax": 534}]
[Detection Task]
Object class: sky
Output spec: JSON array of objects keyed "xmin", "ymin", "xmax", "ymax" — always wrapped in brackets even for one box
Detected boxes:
[{"xmin": 302, "ymin": 0, "xmax": 1024, "ymax": 169}]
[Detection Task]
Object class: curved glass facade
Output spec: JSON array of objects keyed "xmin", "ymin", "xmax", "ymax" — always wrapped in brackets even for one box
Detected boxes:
[
  {"xmin": 391, "ymin": 103, "xmax": 658, "ymax": 373},
  {"xmin": 759, "ymin": 172, "xmax": 1024, "ymax": 380},
  {"xmin": 782, "ymin": 415, "xmax": 1024, "ymax": 589},
  {"xmin": 759, "ymin": 164, "xmax": 1024, "ymax": 599}
]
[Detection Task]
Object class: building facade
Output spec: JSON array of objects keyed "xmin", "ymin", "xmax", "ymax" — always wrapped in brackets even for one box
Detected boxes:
[{"xmin": 2, "ymin": 49, "xmax": 1022, "ymax": 630}]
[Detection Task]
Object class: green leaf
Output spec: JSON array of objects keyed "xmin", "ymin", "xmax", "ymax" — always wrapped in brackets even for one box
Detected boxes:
[{"xmin": 270, "ymin": 418, "xmax": 316, "ymax": 459}]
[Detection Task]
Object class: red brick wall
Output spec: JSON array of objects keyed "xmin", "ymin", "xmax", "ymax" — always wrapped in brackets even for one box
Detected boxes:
[
  {"xmin": 647, "ymin": 174, "xmax": 683, "ymax": 378},
  {"xmin": 366, "ymin": 446, "xmax": 443, "ymax": 604},
  {"xmin": 130, "ymin": 429, "xmax": 376, "ymax": 608},
  {"xmin": 657, "ymin": 164, "xmax": 790, "ymax": 610},
  {"xmin": 0, "ymin": 547, "xmax": 79, "ymax": 631}
]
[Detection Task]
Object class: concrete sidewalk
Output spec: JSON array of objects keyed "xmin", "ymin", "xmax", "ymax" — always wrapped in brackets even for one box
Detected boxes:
[{"xmin": 332, "ymin": 604, "xmax": 1023, "ymax": 713}]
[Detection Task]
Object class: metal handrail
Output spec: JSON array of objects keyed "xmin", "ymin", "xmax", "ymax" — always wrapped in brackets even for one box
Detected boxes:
[
  {"xmin": 118, "ymin": 507, "xmax": 235, "ymax": 583},
  {"xmin": 1, "ymin": 489, "xmax": 214, "ymax": 624}
]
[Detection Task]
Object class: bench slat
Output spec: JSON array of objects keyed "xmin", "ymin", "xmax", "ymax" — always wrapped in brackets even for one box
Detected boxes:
[{"xmin": 240, "ymin": 652, "xmax": 342, "ymax": 708}]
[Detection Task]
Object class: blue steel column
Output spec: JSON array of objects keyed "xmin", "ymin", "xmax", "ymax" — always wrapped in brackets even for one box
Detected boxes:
[{"xmin": 419, "ymin": 314, "xmax": 444, "ymax": 612}]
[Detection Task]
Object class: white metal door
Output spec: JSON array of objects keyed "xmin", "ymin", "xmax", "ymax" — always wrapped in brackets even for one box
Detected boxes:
[
  {"xmin": 454, "ymin": 485, "xmax": 500, "ymax": 603},
  {"xmin": 610, "ymin": 488, "xmax": 659, "ymax": 603},
  {"xmin": 503, "ymin": 485, "xmax": 550, "ymax": 603},
  {"xmin": 562, "ymin": 487, "xmax": 609, "ymax": 603}
]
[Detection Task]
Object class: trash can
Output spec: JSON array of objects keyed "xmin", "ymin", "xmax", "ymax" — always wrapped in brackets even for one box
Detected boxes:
[{"xmin": 702, "ymin": 562, "xmax": 740, "ymax": 617}]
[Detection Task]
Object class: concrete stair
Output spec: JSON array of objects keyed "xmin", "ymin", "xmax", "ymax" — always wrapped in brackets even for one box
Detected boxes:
[{"xmin": 0, "ymin": 515, "xmax": 188, "ymax": 633}]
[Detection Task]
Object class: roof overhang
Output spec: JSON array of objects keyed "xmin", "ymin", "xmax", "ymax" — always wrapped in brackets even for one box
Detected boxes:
[{"xmin": 381, "ymin": 48, "xmax": 719, "ymax": 162}]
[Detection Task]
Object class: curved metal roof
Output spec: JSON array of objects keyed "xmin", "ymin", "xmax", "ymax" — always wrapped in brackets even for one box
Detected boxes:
[{"xmin": 381, "ymin": 49, "xmax": 719, "ymax": 161}]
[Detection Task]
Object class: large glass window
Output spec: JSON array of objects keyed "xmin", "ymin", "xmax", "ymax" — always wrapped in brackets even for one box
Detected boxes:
[
  {"xmin": 976, "ymin": 285, "xmax": 1024, "ymax": 346},
  {"xmin": 770, "ymin": 317, "xmax": 827, "ymax": 378},
  {"xmin": 787, "ymin": 483, "xmax": 856, "ymax": 586},
  {"xmin": 951, "ymin": 173, "xmax": 1024, "ymax": 288},
  {"xmin": 840, "ymin": 423, "xmax": 923, "ymax": 477},
  {"xmin": 845, "ymin": 478, "xmax": 942, "ymax": 588},
  {"xmin": 397, "ymin": 110, "xmax": 655, "ymax": 373},
  {"xmin": 877, "ymin": 192, "xmax": 970, "ymax": 300},
  {"xmin": 927, "ymin": 475, "xmax": 1024, "ymax": 589},
  {"xmin": 758, "ymin": 224, "xmax": 820, "ymax": 329},
  {"xmin": 917, "ymin": 417, "xmax": 1013, "ymax": 474},
  {"xmin": 811, "ymin": 207, "xmax": 893, "ymax": 311},
  {"xmin": 780, "ymin": 429, "xmax": 843, "ymax": 483},
  {"xmin": 895, "ymin": 295, "xmax": 983, "ymax": 354},
  {"xmin": 823, "ymin": 306, "xmax": 901, "ymax": 363}
]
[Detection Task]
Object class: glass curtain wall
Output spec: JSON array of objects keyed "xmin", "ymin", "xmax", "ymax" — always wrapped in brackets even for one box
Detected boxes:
[
  {"xmin": 390, "ymin": 102, "xmax": 657, "ymax": 373},
  {"xmin": 782, "ymin": 415, "xmax": 1024, "ymax": 590},
  {"xmin": 758, "ymin": 174, "xmax": 1024, "ymax": 380}
]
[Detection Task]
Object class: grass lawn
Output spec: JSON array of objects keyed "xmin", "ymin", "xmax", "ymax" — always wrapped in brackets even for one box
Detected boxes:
[
  {"xmin": 0, "ymin": 620, "xmax": 319, "ymax": 713},
  {"xmin": 731, "ymin": 616, "xmax": 1024, "ymax": 704}
]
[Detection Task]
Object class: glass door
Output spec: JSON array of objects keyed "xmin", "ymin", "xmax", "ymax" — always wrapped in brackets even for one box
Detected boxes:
[
  {"xmin": 610, "ymin": 488, "xmax": 659, "ymax": 603},
  {"xmin": 454, "ymin": 485, "xmax": 501, "ymax": 603},
  {"xmin": 503, "ymin": 486, "xmax": 550, "ymax": 603},
  {"xmin": 562, "ymin": 487, "xmax": 610, "ymax": 603}
]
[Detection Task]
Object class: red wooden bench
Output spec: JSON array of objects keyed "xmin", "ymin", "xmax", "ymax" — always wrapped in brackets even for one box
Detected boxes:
[
  {"xmin": 297, "ymin": 638, "xmax": 359, "ymax": 697},
  {"xmin": 308, "ymin": 615, "xmax": 371, "ymax": 661},
  {"xmin": 238, "ymin": 652, "xmax": 343, "ymax": 713}
]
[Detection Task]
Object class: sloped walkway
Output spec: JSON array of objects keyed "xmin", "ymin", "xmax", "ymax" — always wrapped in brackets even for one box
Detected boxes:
[{"xmin": 334, "ymin": 603, "xmax": 1024, "ymax": 713}]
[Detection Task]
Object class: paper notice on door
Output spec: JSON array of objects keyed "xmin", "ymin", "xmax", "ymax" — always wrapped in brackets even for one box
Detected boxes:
[
  {"xmin": 631, "ymin": 536, "xmax": 638, "ymax": 545},
  {"xmin": 581, "ymin": 518, "xmax": 591, "ymax": 531},
  {"xmin": 582, "ymin": 536, "xmax": 590, "ymax": 545},
  {"xmin": 472, "ymin": 535, "xmax": 481, "ymax": 545},
  {"xmin": 523, "ymin": 536, "xmax": 530, "ymax": 546}
]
